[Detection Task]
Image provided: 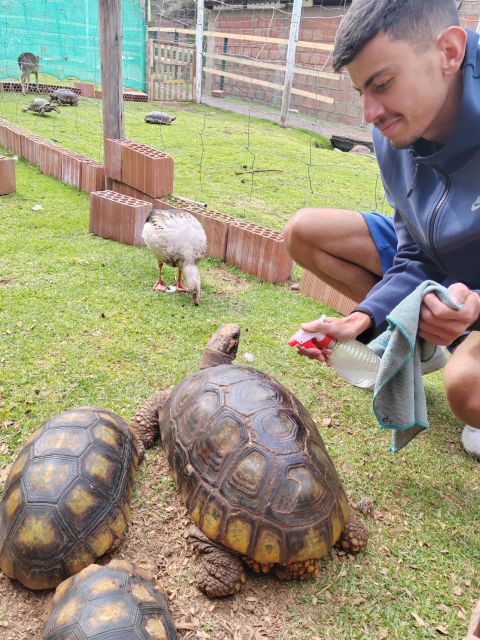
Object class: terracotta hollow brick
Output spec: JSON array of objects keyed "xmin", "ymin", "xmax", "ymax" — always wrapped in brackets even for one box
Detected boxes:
[
  {"xmin": 80, "ymin": 161, "xmax": 105, "ymax": 193},
  {"xmin": 300, "ymin": 269, "xmax": 356, "ymax": 316},
  {"xmin": 0, "ymin": 156, "xmax": 16, "ymax": 194},
  {"xmin": 110, "ymin": 179, "xmax": 159, "ymax": 205},
  {"xmin": 104, "ymin": 139, "xmax": 125, "ymax": 181},
  {"xmin": 121, "ymin": 142, "xmax": 174, "ymax": 198},
  {"xmin": 89, "ymin": 190, "xmax": 152, "ymax": 246},
  {"xmin": 226, "ymin": 224, "xmax": 256, "ymax": 275},
  {"xmin": 61, "ymin": 152, "xmax": 82, "ymax": 188},
  {"xmin": 74, "ymin": 82, "xmax": 95, "ymax": 98},
  {"xmin": 256, "ymin": 234, "xmax": 292, "ymax": 283},
  {"xmin": 190, "ymin": 211, "xmax": 230, "ymax": 260}
]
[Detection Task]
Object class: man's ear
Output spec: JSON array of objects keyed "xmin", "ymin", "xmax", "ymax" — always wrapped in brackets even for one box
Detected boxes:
[{"xmin": 437, "ymin": 26, "xmax": 468, "ymax": 76}]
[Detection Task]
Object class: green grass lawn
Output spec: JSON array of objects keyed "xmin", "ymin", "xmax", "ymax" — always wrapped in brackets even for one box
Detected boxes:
[{"xmin": 0, "ymin": 104, "xmax": 478, "ymax": 639}]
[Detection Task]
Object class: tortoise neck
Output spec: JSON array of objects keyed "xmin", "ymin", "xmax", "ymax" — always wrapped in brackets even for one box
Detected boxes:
[{"xmin": 200, "ymin": 348, "xmax": 235, "ymax": 369}]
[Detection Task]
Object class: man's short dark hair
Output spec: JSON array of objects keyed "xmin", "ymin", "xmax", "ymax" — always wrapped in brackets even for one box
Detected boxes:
[{"xmin": 332, "ymin": 0, "xmax": 460, "ymax": 71}]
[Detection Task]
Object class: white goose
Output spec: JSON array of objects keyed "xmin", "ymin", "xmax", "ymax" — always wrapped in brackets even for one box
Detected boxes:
[{"xmin": 142, "ymin": 208, "xmax": 207, "ymax": 305}]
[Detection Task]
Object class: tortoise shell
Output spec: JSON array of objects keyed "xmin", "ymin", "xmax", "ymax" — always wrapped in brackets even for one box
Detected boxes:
[
  {"xmin": 144, "ymin": 111, "xmax": 176, "ymax": 124},
  {"xmin": 49, "ymin": 89, "xmax": 79, "ymax": 105},
  {"xmin": 160, "ymin": 365, "xmax": 349, "ymax": 566},
  {"xmin": 0, "ymin": 407, "xmax": 138, "ymax": 589},
  {"xmin": 26, "ymin": 98, "xmax": 56, "ymax": 112},
  {"xmin": 44, "ymin": 560, "xmax": 177, "ymax": 639}
]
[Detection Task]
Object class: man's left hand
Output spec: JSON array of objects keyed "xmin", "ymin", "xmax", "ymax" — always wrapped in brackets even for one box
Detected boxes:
[{"xmin": 419, "ymin": 283, "xmax": 480, "ymax": 345}]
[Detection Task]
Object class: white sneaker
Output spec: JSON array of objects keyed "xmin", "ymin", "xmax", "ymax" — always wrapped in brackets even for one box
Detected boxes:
[
  {"xmin": 461, "ymin": 426, "xmax": 480, "ymax": 460},
  {"xmin": 420, "ymin": 346, "xmax": 449, "ymax": 375}
]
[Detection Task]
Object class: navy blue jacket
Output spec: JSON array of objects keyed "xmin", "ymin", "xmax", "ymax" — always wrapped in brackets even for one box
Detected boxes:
[{"xmin": 356, "ymin": 29, "xmax": 480, "ymax": 338}]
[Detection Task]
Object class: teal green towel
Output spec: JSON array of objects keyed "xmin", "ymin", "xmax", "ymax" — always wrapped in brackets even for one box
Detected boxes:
[{"xmin": 368, "ymin": 281, "xmax": 461, "ymax": 453}]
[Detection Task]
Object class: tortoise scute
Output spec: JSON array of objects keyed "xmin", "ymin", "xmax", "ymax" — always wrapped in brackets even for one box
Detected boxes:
[{"xmin": 0, "ymin": 408, "xmax": 138, "ymax": 590}]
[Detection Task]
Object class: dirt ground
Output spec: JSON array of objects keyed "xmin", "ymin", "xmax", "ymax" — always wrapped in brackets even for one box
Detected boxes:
[{"xmin": 0, "ymin": 446, "xmax": 356, "ymax": 640}]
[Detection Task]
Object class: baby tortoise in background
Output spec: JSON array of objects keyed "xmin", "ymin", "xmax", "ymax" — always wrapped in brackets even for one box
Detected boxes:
[
  {"xmin": 144, "ymin": 111, "xmax": 176, "ymax": 125},
  {"xmin": 0, "ymin": 407, "xmax": 141, "ymax": 589},
  {"xmin": 49, "ymin": 88, "xmax": 79, "ymax": 106},
  {"xmin": 131, "ymin": 324, "xmax": 368, "ymax": 598},
  {"xmin": 44, "ymin": 560, "xmax": 178, "ymax": 640},
  {"xmin": 22, "ymin": 98, "xmax": 59, "ymax": 116}
]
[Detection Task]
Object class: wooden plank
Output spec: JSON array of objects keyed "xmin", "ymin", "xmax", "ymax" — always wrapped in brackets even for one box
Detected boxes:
[
  {"xmin": 290, "ymin": 86, "xmax": 334, "ymax": 103},
  {"xmin": 204, "ymin": 66, "xmax": 283, "ymax": 91},
  {"xmin": 203, "ymin": 67, "xmax": 334, "ymax": 103},
  {"xmin": 150, "ymin": 27, "xmax": 333, "ymax": 51},
  {"xmin": 204, "ymin": 52, "xmax": 341, "ymax": 80}
]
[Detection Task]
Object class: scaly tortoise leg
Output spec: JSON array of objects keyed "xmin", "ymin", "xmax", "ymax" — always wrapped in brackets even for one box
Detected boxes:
[
  {"xmin": 130, "ymin": 389, "xmax": 173, "ymax": 449},
  {"xmin": 335, "ymin": 509, "xmax": 369, "ymax": 555},
  {"xmin": 187, "ymin": 525, "xmax": 246, "ymax": 597}
]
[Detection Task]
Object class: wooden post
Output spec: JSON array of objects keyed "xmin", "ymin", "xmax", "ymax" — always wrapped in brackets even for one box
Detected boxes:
[
  {"xmin": 280, "ymin": 0, "xmax": 303, "ymax": 127},
  {"xmin": 195, "ymin": 0, "xmax": 205, "ymax": 103},
  {"xmin": 98, "ymin": 0, "xmax": 125, "ymax": 188},
  {"xmin": 204, "ymin": 9, "xmax": 216, "ymax": 96}
]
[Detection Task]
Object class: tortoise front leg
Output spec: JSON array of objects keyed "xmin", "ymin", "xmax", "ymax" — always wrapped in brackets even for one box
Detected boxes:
[
  {"xmin": 187, "ymin": 525, "xmax": 246, "ymax": 597},
  {"xmin": 335, "ymin": 508, "xmax": 369, "ymax": 555},
  {"xmin": 129, "ymin": 388, "xmax": 172, "ymax": 449}
]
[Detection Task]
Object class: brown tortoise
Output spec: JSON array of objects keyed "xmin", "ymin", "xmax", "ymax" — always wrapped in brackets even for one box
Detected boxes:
[
  {"xmin": 0, "ymin": 407, "xmax": 140, "ymax": 589},
  {"xmin": 131, "ymin": 325, "xmax": 368, "ymax": 597},
  {"xmin": 44, "ymin": 560, "xmax": 177, "ymax": 639}
]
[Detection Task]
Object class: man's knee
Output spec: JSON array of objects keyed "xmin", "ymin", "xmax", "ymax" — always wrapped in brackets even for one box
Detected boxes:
[
  {"xmin": 444, "ymin": 337, "xmax": 480, "ymax": 425},
  {"xmin": 283, "ymin": 208, "xmax": 340, "ymax": 256},
  {"xmin": 284, "ymin": 208, "xmax": 318, "ymax": 252}
]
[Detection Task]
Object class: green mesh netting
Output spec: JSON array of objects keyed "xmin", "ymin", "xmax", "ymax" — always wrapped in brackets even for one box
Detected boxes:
[{"xmin": 0, "ymin": 0, "xmax": 146, "ymax": 91}]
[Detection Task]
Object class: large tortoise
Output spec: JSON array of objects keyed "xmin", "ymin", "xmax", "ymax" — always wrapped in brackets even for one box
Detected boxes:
[
  {"xmin": 22, "ymin": 98, "xmax": 60, "ymax": 116},
  {"xmin": 0, "ymin": 407, "xmax": 140, "ymax": 589},
  {"xmin": 44, "ymin": 559, "xmax": 177, "ymax": 639},
  {"xmin": 49, "ymin": 88, "xmax": 79, "ymax": 106},
  {"xmin": 131, "ymin": 325, "xmax": 368, "ymax": 597}
]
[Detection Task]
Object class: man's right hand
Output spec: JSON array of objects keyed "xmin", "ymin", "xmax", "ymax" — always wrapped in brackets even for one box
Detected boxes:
[{"xmin": 296, "ymin": 311, "xmax": 373, "ymax": 363}]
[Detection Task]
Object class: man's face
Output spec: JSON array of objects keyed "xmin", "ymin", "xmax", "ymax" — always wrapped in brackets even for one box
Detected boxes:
[{"xmin": 347, "ymin": 32, "xmax": 451, "ymax": 147}]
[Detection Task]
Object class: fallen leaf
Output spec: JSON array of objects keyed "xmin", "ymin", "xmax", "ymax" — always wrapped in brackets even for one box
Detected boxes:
[
  {"xmin": 411, "ymin": 612, "xmax": 425, "ymax": 627},
  {"xmin": 435, "ymin": 626, "xmax": 449, "ymax": 635},
  {"xmin": 452, "ymin": 586, "xmax": 463, "ymax": 597}
]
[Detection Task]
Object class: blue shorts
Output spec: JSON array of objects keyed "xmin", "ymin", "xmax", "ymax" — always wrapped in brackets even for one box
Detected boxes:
[{"xmin": 360, "ymin": 211, "xmax": 397, "ymax": 274}]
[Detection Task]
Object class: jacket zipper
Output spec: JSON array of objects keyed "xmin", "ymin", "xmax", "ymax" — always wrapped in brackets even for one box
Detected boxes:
[{"xmin": 428, "ymin": 175, "xmax": 451, "ymax": 258}]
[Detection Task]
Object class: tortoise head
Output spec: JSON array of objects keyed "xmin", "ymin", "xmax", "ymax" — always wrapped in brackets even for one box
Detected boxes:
[{"xmin": 200, "ymin": 324, "xmax": 240, "ymax": 369}]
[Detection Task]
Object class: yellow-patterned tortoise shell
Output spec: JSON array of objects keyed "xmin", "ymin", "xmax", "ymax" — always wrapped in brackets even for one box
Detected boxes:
[
  {"xmin": 0, "ymin": 408, "xmax": 139, "ymax": 589},
  {"xmin": 44, "ymin": 559, "xmax": 177, "ymax": 639}
]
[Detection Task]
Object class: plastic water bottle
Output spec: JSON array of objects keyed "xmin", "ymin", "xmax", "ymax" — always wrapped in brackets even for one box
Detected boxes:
[{"xmin": 288, "ymin": 327, "xmax": 380, "ymax": 389}]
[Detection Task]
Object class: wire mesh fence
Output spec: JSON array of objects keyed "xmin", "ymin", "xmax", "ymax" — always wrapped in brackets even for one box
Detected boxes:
[{"xmin": 0, "ymin": 0, "xmax": 478, "ymax": 227}]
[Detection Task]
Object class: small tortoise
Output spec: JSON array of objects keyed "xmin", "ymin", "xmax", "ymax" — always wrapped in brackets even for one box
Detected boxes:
[
  {"xmin": 49, "ymin": 88, "xmax": 79, "ymax": 106},
  {"xmin": 44, "ymin": 560, "xmax": 177, "ymax": 639},
  {"xmin": 144, "ymin": 111, "xmax": 176, "ymax": 125},
  {"xmin": 0, "ymin": 407, "xmax": 140, "ymax": 589},
  {"xmin": 131, "ymin": 325, "xmax": 368, "ymax": 597},
  {"xmin": 22, "ymin": 98, "xmax": 59, "ymax": 116}
]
